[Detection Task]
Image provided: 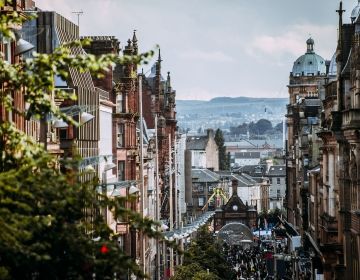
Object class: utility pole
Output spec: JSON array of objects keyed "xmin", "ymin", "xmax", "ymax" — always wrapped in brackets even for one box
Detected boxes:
[
  {"xmin": 138, "ymin": 75, "xmax": 146, "ymax": 277},
  {"xmin": 169, "ymin": 133, "xmax": 174, "ymax": 277},
  {"xmin": 72, "ymin": 10, "xmax": 83, "ymax": 35},
  {"xmin": 155, "ymin": 114, "xmax": 161, "ymax": 280}
]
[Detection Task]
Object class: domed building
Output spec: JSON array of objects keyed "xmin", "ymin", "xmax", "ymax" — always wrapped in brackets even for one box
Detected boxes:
[
  {"xmin": 351, "ymin": 0, "xmax": 360, "ymax": 23},
  {"xmin": 285, "ymin": 37, "xmax": 328, "ymax": 257},
  {"xmin": 288, "ymin": 38, "xmax": 328, "ymax": 105},
  {"xmin": 291, "ymin": 38, "xmax": 327, "ymax": 77},
  {"xmin": 328, "ymin": 52, "xmax": 337, "ymax": 78}
]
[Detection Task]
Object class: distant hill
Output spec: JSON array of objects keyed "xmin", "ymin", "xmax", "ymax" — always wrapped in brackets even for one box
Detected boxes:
[
  {"xmin": 176, "ymin": 96, "xmax": 288, "ymax": 131},
  {"xmin": 208, "ymin": 96, "xmax": 286, "ymax": 103}
]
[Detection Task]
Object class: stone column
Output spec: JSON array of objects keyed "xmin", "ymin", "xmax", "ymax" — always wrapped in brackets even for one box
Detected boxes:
[{"xmin": 329, "ymin": 150, "xmax": 335, "ymax": 217}]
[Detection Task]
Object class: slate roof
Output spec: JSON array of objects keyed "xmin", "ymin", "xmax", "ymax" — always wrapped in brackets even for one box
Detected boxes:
[
  {"xmin": 192, "ymin": 169, "xmax": 220, "ymax": 183},
  {"xmin": 232, "ymin": 174, "xmax": 256, "ymax": 187},
  {"xmin": 267, "ymin": 165, "xmax": 286, "ymax": 177},
  {"xmin": 233, "ymin": 165, "xmax": 267, "ymax": 181},
  {"xmin": 186, "ymin": 136, "xmax": 208, "ymax": 150},
  {"xmin": 225, "ymin": 139, "xmax": 283, "ymax": 149},
  {"xmin": 224, "ymin": 139, "xmax": 256, "ymax": 148},
  {"xmin": 215, "ymin": 172, "xmax": 258, "ymax": 187}
]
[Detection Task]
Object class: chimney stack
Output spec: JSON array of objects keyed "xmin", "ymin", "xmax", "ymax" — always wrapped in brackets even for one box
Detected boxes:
[{"xmin": 232, "ymin": 179, "xmax": 238, "ymax": 196}]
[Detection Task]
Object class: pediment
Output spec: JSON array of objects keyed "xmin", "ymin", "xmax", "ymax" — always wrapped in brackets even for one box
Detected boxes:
[{"xmin": 224, "ymin": 195, "xmax": 247, "ymax": 213}]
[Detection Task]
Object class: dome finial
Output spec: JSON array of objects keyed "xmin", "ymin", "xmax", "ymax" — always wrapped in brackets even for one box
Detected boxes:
[{"xmin": 306, "ymin": 37, "xmax": 314, "ymax": 53}]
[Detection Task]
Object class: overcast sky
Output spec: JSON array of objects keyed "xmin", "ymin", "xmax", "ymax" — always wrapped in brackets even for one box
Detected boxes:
[{"xmin": 35, "ymin": 0, "xmax": 356, "ymax": 100}]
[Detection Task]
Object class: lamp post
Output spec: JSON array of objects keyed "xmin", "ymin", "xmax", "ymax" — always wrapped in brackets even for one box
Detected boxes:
[
  {"xmin": 155, "ymin": 114, "xmax": 161, "ymax": 280},
  {"xmin": 168, "ymin": 133, "xmax": 174, "ymax": 278},
  {"xmin": 102, "ymin": 161, "xmax": 116, "ymax": 223}
]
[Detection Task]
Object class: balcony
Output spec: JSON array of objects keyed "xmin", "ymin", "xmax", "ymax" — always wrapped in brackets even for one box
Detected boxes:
[
  {"xmin": 324, "ymin": 82, "xmax": 337, "ymax": 101},
  {"xmin": 342, "ymin": 108, "xmax": 360, "ymax": 130},
  {"xmin": 320, "ymin": 212, "xmax": 338, "ymax": 233}
]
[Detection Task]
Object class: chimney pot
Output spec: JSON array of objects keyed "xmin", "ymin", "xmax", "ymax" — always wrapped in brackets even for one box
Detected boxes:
[{"xmin": 232, "ymin": 179, "xmax": 238, "ymax": 196}]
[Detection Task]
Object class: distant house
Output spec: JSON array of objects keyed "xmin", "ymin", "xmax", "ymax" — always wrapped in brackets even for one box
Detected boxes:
[
  {"xmin": 191, "ymin": 168, "xmax": 220, "ymax": 214},
  {"xmin": 267, "ymin": 165, "xmax": 286, "ymax": 210},
  {"xmin": 234, "ymin": 152, "xmax": 261, "ymax": 167},
  {"xmin": 216, "ymin": 171, "xmax": 268, "ymax": 213},
  {"xmin": 225, "ymin": 139, "xmax": 283, "ymax": 165},
  {"xmin": 186, "ymin": 129, "xmax": 219, "ymax": 171},
  {"xmin": 214, "ymin": 179, "xmax": 257, "ymax": 232}
]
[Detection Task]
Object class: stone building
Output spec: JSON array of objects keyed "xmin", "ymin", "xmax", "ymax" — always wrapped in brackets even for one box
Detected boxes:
[
  {"xmin": 185, "ymin": 129, "xmax": 219, "ymax": 171},
  {"xmin": 285, "ymin": 2, "xmax": 360, "ymax": 278},
  {"xmin": 267, "ymin": 165, "xmax": 286, "ymax": 210},
  {"xmin": 0, "ymin": 1, "xmax": 40, "ymax": 141},
  {"xmin": 191, "ymin": 168, "xmax": 221, "ymax": 215},
  {"xmin": 142, "ymin": 51, "xmax": 178, "ymax": 223},
  {"xmin": 214, "ymin": 179, "xmax": 257, "ymax": 232},
  {"xmin": 233, "ymin": 151, "xmax": 261, "ymax": 167},
  {"xmin": 286, "ymin": 37, "xmax": 326, "ymax": 234},
  {"xmin": 328, "ymin": 2, "xmax": 360, "ymax": 278}
]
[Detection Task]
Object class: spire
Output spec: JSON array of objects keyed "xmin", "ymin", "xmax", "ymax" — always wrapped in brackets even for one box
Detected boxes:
[
  {"xmin": 124, "ymin": 39, "xmax": 133, "ymax": 56},
  {"xmin": 166, "ymin": 71, "xmax": 171, "ymax": 91},
  {"xmin": 157, "ymin": 48, "xmax": 162, "ymax": 63},
  {"xmin": 155, "ymin": 49, "xmax": 162, "ymax": 110},
  {"xmin": 156, "ymin": 49, "xmax": 162, "ymax": 87},
  {"xmin": 126, "ymin": 39, "xmax": 132, "ymax": 49},
  {"xmin": 132, "ymin": 30, "xmax": 138, "ymax": 54},
  {"xmin": 336, "ymin": 1, "xmax": 345, "ymax": 45}
]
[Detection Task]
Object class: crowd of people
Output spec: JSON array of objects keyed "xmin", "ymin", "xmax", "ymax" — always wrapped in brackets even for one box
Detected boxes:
[{"xmin": 222, "ymin": 237, "xmax": 294, "ymax": 280}]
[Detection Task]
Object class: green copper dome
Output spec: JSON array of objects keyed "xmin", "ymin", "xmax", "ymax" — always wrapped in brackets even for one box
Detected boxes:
[
  {"xmin": 351, "ymin": 0, "xmax": 360, "ymax": 22},
  {"xmin": 328, "ymin": 52, "xmax": 337, "ymax": 77},
  {"xmin": 292, "ymin": 38, "xmax": 326, "ymax": 76}
]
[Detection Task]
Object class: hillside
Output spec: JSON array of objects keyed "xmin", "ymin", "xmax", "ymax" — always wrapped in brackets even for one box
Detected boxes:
[{"xmin": 176, "ymin": 96, "xmax": 288, "ymax": 131}]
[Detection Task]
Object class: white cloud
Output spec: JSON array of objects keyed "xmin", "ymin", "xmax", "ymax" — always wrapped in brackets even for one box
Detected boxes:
[
  {"xmin": 247, "ymin": 23, "xmax": 336, "ymax": 60},
  {"xmin": 179, "ymin": 50, "xmax": 234, "ymax": 63},
  {"xmin": 179, "ymin": 87, "xmax": 219, "ymax": 100}
]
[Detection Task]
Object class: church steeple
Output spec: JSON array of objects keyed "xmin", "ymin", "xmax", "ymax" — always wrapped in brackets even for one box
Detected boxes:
[
  {"xmin": 336, "ymin": 1, "xmax": 346, "ymax": 111},
  {"xmin": 154, "ymin": 49, "xmax": 162, "ymax": 113},
  {"xmin": 132, "ymin": 30, "xmax": 138, "ymax": 54}
]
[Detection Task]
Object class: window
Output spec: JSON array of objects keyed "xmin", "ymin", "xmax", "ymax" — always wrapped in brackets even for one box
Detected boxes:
[
  {"xmin": 116, "ymin": 94, "xmax": 123, "ymax": 113},
  {"xmin": 198, "ymin": 197, "xmax": 205, "ymax": 207},
  {"xmin": 118, "ymin": 161, "xmax": 125, "ymax": 181},
  {"xmin": 3, "ymin": 38, "xmax": 11, "ymax": 63},
  {"xmin": 277, "ymin": 178, "xmax": 281, "ymax": 185},
  {"xmin": 269, "ymin": 178, "xmax": 273, "ymax": 184},
  {"xmin": 117, "ymin": 235, "xmax": 125, "ymax": 251},
  {"xmin": 117, "ymin": 123, "xmax": 124, "ymax": 147},
  {"xmin": 277, "ymin": 189, "xmax": 281, "ymax": 198}
]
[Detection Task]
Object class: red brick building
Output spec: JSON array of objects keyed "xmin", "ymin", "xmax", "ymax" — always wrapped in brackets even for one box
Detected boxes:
[{"xmin": 143, "ymin": 51, "xmax": 177, "ymax": 222}]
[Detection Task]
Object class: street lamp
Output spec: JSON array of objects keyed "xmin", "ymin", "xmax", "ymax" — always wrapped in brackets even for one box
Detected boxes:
[
  {"xmin": 102, "ymin": 160, "xmax": 116, "ymax": 223},
  {"xmin": 15, "ymin": 38, "xmax": 34, "ymax": 56},
  {"xmin": 129, "ymin": 185, "xmax": 140, "ymax": 195}
]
